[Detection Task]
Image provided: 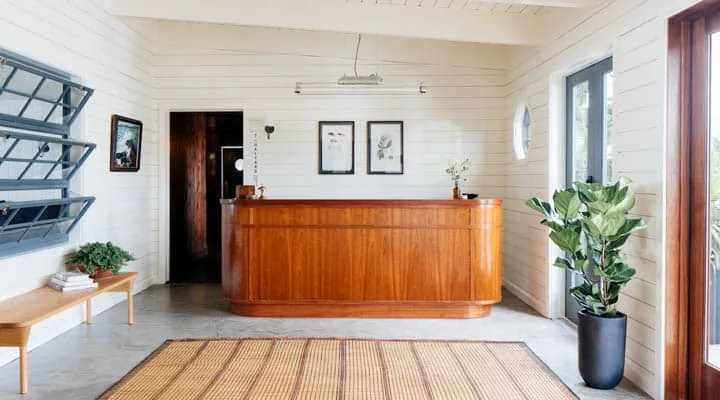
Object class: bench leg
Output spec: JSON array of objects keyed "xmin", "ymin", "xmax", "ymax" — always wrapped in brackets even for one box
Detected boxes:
[
  {"xmin": 127, "ymin": 283, "xmax": 134, "ymax": 325},
  {"xmin": 86, "ymin": 299, "xmax": 92, "ymax": 324},
  {"xmin": 0, "ymin": 326, "xmax": 31, "ymax": 394},
  {"xmin": 19, "ymin": 346, "xmax": 27, "ymax": 395}
]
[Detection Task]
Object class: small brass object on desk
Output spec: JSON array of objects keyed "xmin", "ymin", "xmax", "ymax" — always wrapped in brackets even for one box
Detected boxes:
[{"xmin": 236, "ymin": 185, "xmax": 256, "ymax": 199}]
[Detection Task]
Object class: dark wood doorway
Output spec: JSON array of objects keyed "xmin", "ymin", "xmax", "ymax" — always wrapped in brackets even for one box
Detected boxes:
[
  {"xmin": 169, "ymin": 112, "xmax": 243, "ymax": 283},
  {"xmin": 667, "ymin": 2, "xmax": 720, "ymax": 398}
]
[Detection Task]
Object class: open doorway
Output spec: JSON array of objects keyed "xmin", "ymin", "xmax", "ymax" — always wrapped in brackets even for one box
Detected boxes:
[{"xmin": 169, "ymin": 112, "xmax": 243, "ymax": 283}]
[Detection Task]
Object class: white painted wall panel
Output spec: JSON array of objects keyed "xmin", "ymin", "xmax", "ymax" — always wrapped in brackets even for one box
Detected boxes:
[
  {"xmin": 155, "ymin": 22, "xmax": 509, "ymax": 201},
  {"xmin": 502, "ymin": 0, "xmax": 702, "ymax": 397},
  {"xmin": 0, "ymin": 0, "xmax": 158, "ymax": 367}
]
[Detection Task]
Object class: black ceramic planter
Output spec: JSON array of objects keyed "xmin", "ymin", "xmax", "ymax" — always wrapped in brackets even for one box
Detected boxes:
[{"xmin": 578, "ymin": 310, "xmax": 627, "ymax": 390}]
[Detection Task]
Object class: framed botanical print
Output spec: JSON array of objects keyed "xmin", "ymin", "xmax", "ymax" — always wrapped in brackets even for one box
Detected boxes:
[
  {"xmin": 318, "ymin": 121, "xmax": 355, "ymax": 174},
  {"xmin": 367, "ymin": 121, "xmax": 403, "ymax": 175},
  {"xmin": 110, "ymin": 115, "xmax": 143, "ymax": 172}
]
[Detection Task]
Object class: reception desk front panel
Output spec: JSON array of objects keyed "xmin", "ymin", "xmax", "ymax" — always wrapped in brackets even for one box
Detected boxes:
[{"xmin": 221, "ymin": 199, "xmax": 502, "ymax": 318}]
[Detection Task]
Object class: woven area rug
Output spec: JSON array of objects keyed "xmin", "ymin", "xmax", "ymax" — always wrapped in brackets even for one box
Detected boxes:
[{"xmin": 100, "ymin": 338, "xmax": 578, "ymax": 400}]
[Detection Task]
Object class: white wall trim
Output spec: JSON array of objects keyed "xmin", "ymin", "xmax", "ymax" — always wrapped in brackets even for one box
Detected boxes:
[
  {"xmin": 547, "ymin": 70, "xmax": 567, "ymax": 320},
  {"xmin": 546, "ymin": 47, "xmax": 615, "ymax": 320},
  {"xmin": 156, "ymin": 103, "xmax": 246, "ymax": 284},
  {"xmin": 502, "ymin": 278, "xmax": 547, "ymax": 317}
]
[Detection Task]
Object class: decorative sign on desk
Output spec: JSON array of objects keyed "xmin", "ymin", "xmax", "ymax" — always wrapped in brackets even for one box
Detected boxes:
[{"xmin": 318, "ymin": 121, "xmax": 355, "ymax": 175}]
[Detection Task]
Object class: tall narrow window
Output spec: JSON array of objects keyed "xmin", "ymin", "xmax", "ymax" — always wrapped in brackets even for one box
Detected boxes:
[{"xmin": 564, "ymin": 57, "xmax": 613, "ymax": 324}]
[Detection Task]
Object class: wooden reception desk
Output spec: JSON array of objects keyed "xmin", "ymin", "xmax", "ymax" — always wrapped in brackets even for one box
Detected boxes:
[{"xmin": 220, "ymin": 199, "xmax": 502, "ymax": 318}]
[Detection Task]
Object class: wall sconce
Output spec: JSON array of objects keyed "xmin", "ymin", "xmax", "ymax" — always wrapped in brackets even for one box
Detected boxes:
[{"xmin": 264, "ymin": 120, "xmax": 276, "ymax": 140}]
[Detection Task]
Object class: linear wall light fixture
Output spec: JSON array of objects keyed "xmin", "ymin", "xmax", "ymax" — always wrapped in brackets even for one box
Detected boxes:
[
  {"xmin": 294, "ymin": 82, "xmax": 427, "ymax": 95},
  {"xmin": 293, "ymin": 34, "xmax": 427, "ymax": 96}
]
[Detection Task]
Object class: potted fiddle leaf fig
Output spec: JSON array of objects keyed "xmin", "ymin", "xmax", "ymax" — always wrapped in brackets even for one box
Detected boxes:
[
  {"xmin": 527, "ymin": 178, "xmax": 646, "ymax": 390},
  {"xmin": 66, "ymin": 242, "xmax": 135, "ymax": 280}
]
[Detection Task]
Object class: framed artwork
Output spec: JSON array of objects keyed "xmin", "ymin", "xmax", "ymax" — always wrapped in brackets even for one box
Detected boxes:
[
  {"xmin": 367, "ymin": 121, "xmax": 404, "ymax": 175},
  {"xmin": 318, "ymin": 121, "xmax": 355, "ymax": 174},
  {"xmin": 109, "ymin": 115, "xmax": 143, "ymax": 172}
]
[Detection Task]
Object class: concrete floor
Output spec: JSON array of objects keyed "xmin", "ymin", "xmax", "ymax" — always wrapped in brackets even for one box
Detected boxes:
[{"xmin": 0, "ymin": 285, "xmax": 650, "ymax": 399}]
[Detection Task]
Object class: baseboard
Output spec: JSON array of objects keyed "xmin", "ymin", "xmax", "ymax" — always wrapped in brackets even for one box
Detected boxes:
[{"xmin": 502, "ymin": 279, "xmax": 549, "ymax": 317}]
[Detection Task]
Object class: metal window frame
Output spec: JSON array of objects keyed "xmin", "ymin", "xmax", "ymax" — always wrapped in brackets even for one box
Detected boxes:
[
  {"xmin": 565, "ymin": 57, "xmax": 613, "ymax": 188},
  {"xmin": 0, "ymin": 130, "xmax": 96, "ymax": 190},
  {"xmin": 0, "ymin": 48, "xmax": 94, "ymax": 136},
  {"xmin": 564, "ymin": 56, "xmax": 614, "ymax": 323},
  {"xmin": 0, "ymin": 196, "xmax": 95, "ymax": 254},
  {"xmin": 0, "ymin": 48, "xmax": 96, "ymax": 257}
]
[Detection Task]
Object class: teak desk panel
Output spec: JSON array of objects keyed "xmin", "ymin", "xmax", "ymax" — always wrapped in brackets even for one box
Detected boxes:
[{"xmin": 221, "ymin": 199, "xmax": 502, "ymax": 318}]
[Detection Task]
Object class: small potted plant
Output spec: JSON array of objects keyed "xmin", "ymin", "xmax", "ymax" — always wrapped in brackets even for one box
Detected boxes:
[
  {"xmin": 445, "ymin": 158, "xmax": 471, "ymax": 199},
  {"xmin": 66, "ymin": 242, "xmax": 135, "ymax": 280},
  {"xmin": 527, "ymin": 178, "xmax": 645, "ymax": 390}
]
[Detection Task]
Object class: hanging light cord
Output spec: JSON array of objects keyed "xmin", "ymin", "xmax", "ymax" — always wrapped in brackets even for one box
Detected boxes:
[{"xmin": 354, "ymin": 34, "xmax": 361, "ymax": 78}]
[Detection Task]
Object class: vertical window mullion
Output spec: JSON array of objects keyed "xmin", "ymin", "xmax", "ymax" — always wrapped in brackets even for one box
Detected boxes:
[{"xmin": 44, "ymin": 86, "xmax": 71, "ymax": 123}]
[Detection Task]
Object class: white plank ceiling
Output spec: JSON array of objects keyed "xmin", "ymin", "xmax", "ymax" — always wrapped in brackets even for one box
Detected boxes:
[{"xmin": 106, "ymin": 0, "xmax": 604, "ymax": 45}]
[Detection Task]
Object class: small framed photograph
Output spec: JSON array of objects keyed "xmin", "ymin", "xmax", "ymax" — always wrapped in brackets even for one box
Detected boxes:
[
  {"xmin": 319, "ymin": 121, "xmax": 355, "ymax": 175},
  {"xmin": 109, "ymin": 115, "xmax": 143, "ymax": 172},
  {"xmin": 367, "ymin": 121, "xmax": 404, "ymax": 175}
]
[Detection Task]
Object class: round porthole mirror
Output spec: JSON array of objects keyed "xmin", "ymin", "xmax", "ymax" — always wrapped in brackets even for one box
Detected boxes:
[{"xmin": 513, "ymin": 104, "xmax": 532, "ymax": 160}]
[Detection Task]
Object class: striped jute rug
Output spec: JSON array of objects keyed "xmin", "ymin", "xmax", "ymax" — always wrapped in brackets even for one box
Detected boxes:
[{"xmin": 100, "ymin": 338, "xmax": 578, "ymax": 400}]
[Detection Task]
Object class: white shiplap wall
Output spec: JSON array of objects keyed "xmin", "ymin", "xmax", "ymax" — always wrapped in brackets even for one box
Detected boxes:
[
  {"xmin": 502, "ymin": 0, "xmax": 701, "ymax": 397},
  {"xmin": 0, "ymin": 0, "xmax": 158, "ymax": 367},
  {"xmin": 154, "ymin": 22, "xmax": 509, "ymax": 200}
]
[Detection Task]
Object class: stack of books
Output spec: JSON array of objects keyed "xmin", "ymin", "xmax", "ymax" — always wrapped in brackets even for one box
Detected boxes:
[{"xmin": 48, "ymin": 272, "xmax": 98, "ymax": 292}]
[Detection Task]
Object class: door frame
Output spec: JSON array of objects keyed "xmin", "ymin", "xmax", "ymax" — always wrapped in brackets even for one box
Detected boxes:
[
  {"xmin": 666, "ymin": 1, "xmax": 720, "ymax": 398},
  {"xmin": 564, "ymin": 57, "xmax": 613, "ymax": 323},
  {"xmin": 545, "ymin": 48, "xmax": 614, "ymax": 320},
  {"xmin": 158, "ymin": 104, "xmax": 248, "ymax": 284}
]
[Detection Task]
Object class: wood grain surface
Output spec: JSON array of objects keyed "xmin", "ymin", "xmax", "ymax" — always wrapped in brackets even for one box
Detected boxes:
[{"xmin": 221, "ymin": 200, "xmax": 502, "ymax": 318}]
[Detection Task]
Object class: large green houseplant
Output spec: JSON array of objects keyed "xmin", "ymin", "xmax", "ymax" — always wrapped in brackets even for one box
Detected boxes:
[
  {"xmin": 66, "ymin": 242, "xmax": 135, "ymax": 280},
  {"xmin": 527, "ymin": 178, "xmax": 645, "ymax": 389}
]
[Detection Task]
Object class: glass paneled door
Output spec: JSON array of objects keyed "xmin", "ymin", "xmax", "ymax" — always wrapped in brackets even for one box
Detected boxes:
[
  {"xmin": 565, "ymin": 58, "xmax": 613, "ymax": 323},
  {"xmin": 686, "ymin": 11, "xmax": 720, "ymax": 396},
  {"xmin": 710, "ymin": 30, "xmax": 720, "ymax": 375}
]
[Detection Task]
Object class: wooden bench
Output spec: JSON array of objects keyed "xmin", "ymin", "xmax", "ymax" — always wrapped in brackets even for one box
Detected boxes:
[{"xmin": 0, "ymin": 272, "xmax": 138, "ymax": 394}]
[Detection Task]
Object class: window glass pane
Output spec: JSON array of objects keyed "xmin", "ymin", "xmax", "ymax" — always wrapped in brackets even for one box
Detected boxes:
[
  {"xmin": 708, "ymin": 32, "xmax": 720, "ymax": 370},
  {"xmin": 4, "ymin": 69, "xmax": 42, "ymax": 95},
  {"xmin": 572, "ymin": 81, "xmax": 590, "ymax": 183},
  {"xmin": 35, "ymin": 80, "xmax": 64, "ymax": 103},
  {"xmin": 0, "ymin": 66, "xmax": 14, "ymax": 87},
  {"xmin": 22, "ymin": 100, "xmax": 54, "ymax": 121},
  {"xmin": 604, "ymin": 72, "xmax": 614, "ymax": 183},
  {"xmin": 46, "ymin": 106, "xmax": 65, "ymax": 125},
  {"xmin": 0, "ymin": 90, "xmax": 26, "ymax": 115}
]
